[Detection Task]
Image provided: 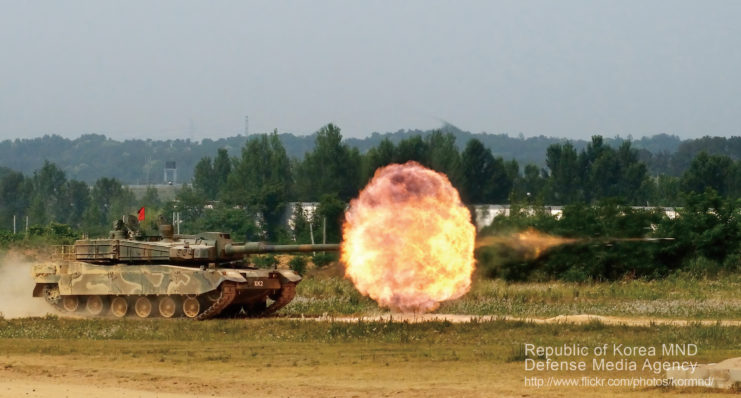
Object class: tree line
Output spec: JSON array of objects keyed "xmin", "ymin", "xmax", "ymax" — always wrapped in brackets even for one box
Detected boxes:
[
  {"xmin": 0, "ymin": 162, "xmax": 157, "ymax": 239},
  {"xmin": 175, "ymin": 124, "xmax": 740, "ymax": 253},
  {"xmin": 1, "ymin": 124, "xmax": 739, "ymax": 254},
  {"xmin": 1, "ymin": 123, "xmax": 739, "ymax": 281},
  {"xmin": 1, "ymin": 124, "xmax": 739, "ymax": 228},
  {"xmin": 189, "ymin": 124, "xmax": 740, "ymax": 207},
  {"xmin": 1, "ymin": 128, "xmax": 738, "ymax": 184},
  {"xmin": 477, "ymin": 191, "xmax": 739, "ymax": 282}
]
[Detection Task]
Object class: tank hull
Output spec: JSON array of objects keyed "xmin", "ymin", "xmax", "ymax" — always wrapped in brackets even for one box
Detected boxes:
[
  {"xmin": 31, "ymin": 261, "xmax": 301, "ymax": 319},
  {"xmin": 28, "ymin": 219, "xmax": 333, "ymax": 319}
]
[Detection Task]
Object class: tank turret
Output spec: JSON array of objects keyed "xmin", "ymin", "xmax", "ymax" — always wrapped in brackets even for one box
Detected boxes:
[
  {"xmin": 72, "ymin": 218, "xmax": 339, "ymax": 264},
  {"xmin": 31, "ymin": 215, "xmax": 340, "ymax": 320}
]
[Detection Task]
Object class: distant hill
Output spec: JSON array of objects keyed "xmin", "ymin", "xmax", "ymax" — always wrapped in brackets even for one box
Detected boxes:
[
  {"xmin": 348, "ymin": 125, "xmax": 684, "ymax": 169},
  {"xmin": 0, "ymin": 127, "xmax": 735, "ymax": 183},
  {"xmin": 0, "ymin": 134, "xmax": 249, "ymax": 184}
]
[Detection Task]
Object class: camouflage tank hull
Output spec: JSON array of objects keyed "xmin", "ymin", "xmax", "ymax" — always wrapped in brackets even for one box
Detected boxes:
[
  {"xmin": 31, "ymin": 261, "xmax": 301, "ymax": 319},
  {"xmin": 29, "ymin": 216, "xmax": 337, "ymax": 319}
]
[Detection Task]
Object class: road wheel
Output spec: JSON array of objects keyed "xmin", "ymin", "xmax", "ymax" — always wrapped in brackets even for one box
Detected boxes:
[
  {"xmin": 134, "ymin": 296, "xmax": 153, "ymax": 318},
  {"xmin": 62, "ymin": 296, "xmax": 80, "ymax": 312},
  {"xmin": 158, "ymin": 296, "xmax": 178, "ymax": 318},
  {"xmin": 182, "ymin": 297, "xmax": 200, "ymax": 318},
  {"xmin": 85, "ymin": 295, "xmax": 107, "ymax": 316},
  {"xmin": 204, "ymin": 290, "xmax": 221, "ymax": 303},
  {"xmin": 110, "ymin": 297, "xmax": 128, "ymax": 318},
  {"xmin": 42, "ymin": 285, "xmax": 62, "ymax": 307}
]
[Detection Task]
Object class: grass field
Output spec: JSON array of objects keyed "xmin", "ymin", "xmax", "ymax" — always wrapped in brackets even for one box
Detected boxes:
[
  {"xmin": 2, "ymin": 256, "xmax": 741, "ymax": 396},
  {"xmin": 0, "ymin": 317, "xmax": 739, "ymax": 397},
  {"xmin": 286, "ymin": 268, "xmax": 741, "ymax": 320}
]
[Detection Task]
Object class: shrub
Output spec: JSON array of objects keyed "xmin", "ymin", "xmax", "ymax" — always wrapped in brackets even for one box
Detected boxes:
[
  {"xmin": 312, "ymin": 252, "xmax": 337, "ymax": 268},
  {"xmin": 251, "ymin": 254, "xmax": 278, "ymax": 269},
  {"xmin": 289, "ymin": 255, "xmax": 308, "ymax": 275}
]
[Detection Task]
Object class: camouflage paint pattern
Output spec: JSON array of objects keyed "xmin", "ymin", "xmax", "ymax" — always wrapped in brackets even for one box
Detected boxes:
[
  {"xmin": 28, "ymin": 220, "xmax": 334, "ymax": 315},
  {"xmin": 32, "ymin": 261, "xmax": 298, "ymax": 297}
]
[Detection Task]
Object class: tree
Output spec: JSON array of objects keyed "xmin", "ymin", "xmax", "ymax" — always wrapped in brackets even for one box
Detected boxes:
[
  {"xmin": 0, "ymin": 170, "xmax": 30, "ymax": 230},
  {"xmin": 655, "ymin": 189, "xmax": 740, "ymax": 267},
  {"xmin": 190, "ymin": 204, "xmax": 258, "ymax": 242},
  {"xmin": 520, "ymin": 163, "xmax": 546, "ymax": 201},
  {"xmin": 395, "ymin": 135, "xmax": 430, "ymax": 165},
  {"xmin": 223, "ymin": 132, "xmax": 292, "ymax": 240},
  {"xmin": 544, "ymin": 142, "xmax": 581, "ymax": 204},
  {"xmin": 166, "ymin": 184, "xmax": 207, "ymax": 233},
  {"xmin": 193, "ymin": 148, "xmax": 233, "ymax": 200},
  {"xmin": 193, "ymin": 157, "xmax": 218, "ymax": 199},
  {"xmin": 585, "ymin": 146, "xmax": 620, "ymax": 201},
  {"xmin": 731, "ymin": 160, "xmax": 741, "ymax": 199},
  {"xmin": 582, "ymin": 140, "xmax": 648, "ymax": 204},
  {"xmin": 64, "ymin": 180, "xmax": 91, "ymax": 226},
  {"xmin": 427, "ymin": 131, "xmax": 461, "ymax": 186},
  {"xmin": 30, "ymin": 161, "xmax": 68, "ymax": 224},
  {"xmin": 362, "ymin": 138, "xmax": 396, "ymax": 183},
  {"xmin": 615, "ymin": 142, "xmax": 650, "ymax": 204},
  {"xmin": 86, "ymin": 177, "xmax": 135, "ymax": 227},
  {"xmin": 289, "ymin": 203, "xmax": 313, "ymax": 243},
  {"xmin": 295, "ymin": 124, "xmax": 361, "ymax": 202},
  {"xmin": 213, "ymin": 148, "xmax": 232, "ymax": 194},
  {"xmin": 315, "ymin": 193, "xmax": 346, "ymax": 243},
  {"xmin": 544, "ymin": 137, "xmax": 649, "ymax": 205},
  {"xmin": 141, "ymin": 186, "xmax": 162, "ymax": 209},
  {"xmin": 680, "ymin": 152, "xmax": 734, "ymax": 197},
  {"xmin": 459, "ymin": 139, "xmax": 512, "ymax": 203},
  {"xmin": 652, "ymin": 175, "xmax": 681, "ymax": 207}
]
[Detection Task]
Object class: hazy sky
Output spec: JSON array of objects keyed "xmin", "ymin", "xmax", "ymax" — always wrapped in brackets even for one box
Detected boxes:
[{"xmin": 1, "ymin": 1, "xmax": 739, "ymax": 141}]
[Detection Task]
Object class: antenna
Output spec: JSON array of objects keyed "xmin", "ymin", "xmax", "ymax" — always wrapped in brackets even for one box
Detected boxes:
[
  {"xmin": 188, "ymin": 118, "xmax": 196, "ymax": 139},
  {"xmin": 244, "ymin": 115, "xmax": 249, "ymax": 135}
]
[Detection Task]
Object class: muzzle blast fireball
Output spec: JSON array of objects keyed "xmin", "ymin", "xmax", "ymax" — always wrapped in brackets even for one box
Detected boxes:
[{"xmin": 341, "ymin": 162, "xmax": 476, "ymax": 313}]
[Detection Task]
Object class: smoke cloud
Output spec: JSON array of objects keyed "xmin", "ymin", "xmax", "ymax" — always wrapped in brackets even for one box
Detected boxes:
[{"xmin": 0, "ymin": 251, "xmax": 52, "ymax": 318}]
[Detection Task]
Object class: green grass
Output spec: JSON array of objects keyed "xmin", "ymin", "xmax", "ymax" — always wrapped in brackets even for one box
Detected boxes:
[
  {"xmin": 284, "ymin": 276, "xmax": 378, "ymax": 315},
  {"xmin": 2, "ymin": 306, "xmax": 739, "ymax": 396},
  {"xmin": 0, "ymin": 317, "xmax": 738, "ymax": 366},
  {"xmin": 284, "ymin": 271, "xmax": 741, "ymax": 319}
]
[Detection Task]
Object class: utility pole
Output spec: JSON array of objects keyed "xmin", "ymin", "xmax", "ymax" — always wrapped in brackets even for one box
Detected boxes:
[
  {"xmin": 172, "ymin": 212, "xmax": 181, "ymax": 234},
  {"xmin": 309, "ymin": 221, "xmax": 315, "ymax": 256}
]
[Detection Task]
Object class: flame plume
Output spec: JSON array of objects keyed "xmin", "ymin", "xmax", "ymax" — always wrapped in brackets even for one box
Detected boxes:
[
  {"xmin": 476, "ymin": 228, "xmax": 579, "ymax": 259},
  {"xmin": 341, "ymin": 162, "xmax": 476, "ymax": 313}
]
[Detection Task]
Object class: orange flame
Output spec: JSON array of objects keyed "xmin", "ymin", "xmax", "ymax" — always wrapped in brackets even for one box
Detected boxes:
[
  {"xmin": 476, "ymin": 228, "xmax": 578, "ymax": 259},
  {"xmin": 341, "ymin": 162, "xmax": 476, "ymax": 313}
]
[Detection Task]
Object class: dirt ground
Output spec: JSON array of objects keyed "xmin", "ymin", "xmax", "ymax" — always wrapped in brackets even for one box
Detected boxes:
[
  {"xmin": 1, "ymin": 352, "xmax": 724, "ymax": 398},
  {"xmin": 0, "ymin": 349, "xmax": 525, "ymax": 398},
  {"xmin": 0, "ymin": 319, "xmax": 736, "ymax": 398}
]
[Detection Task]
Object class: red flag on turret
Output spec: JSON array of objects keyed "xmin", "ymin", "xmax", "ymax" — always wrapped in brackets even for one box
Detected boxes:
[{"xmin": 137, "ymin": 207, "xmax": 145, "ymax": 221}]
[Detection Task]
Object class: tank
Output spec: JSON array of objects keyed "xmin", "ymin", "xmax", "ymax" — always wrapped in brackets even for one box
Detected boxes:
[{"xmin": 31, "ymin": 215, "xmax": 339, "ymax": 319}]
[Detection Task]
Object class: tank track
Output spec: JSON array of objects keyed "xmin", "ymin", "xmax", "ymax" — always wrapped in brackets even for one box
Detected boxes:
[
  {"xmin": 196, "ymin": 282, "xmax": 237, "ymax": 320},
  {"xmin": 41, "ymin": 280, "xmax": 298, "ymax": 319},
  {"xmin": 42, "ymin": 284, "xmax": 64, "ymax": 311},
  {"xmin": 260, "ymin": 282, "xmax": 297, "ymax": 316}
]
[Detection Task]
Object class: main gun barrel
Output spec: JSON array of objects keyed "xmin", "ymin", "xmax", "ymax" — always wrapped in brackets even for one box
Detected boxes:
[{"xmin": 224, "ymin": 242, "xmax": 340, "ymax": 256}]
